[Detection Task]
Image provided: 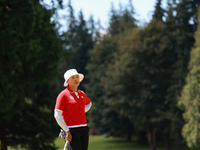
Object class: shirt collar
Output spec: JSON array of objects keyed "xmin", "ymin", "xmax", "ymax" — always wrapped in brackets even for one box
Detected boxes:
[{"xmin": 67, "ymin": 86, "xmax": 80, "ymax": 93}]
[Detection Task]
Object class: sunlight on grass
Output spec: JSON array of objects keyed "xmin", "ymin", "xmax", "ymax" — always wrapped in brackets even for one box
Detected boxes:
[
  {"xmin": 55, "ymin": 135, "xmax": 148, "ymax": 150},
  {"xmin": 54, "ymin": 137, "xmax": 66, "ymax": 150},
  {"xmin": 88, "ymin": 136, "xmax": 148, "ymax": 150},
  {"xmin": 7, "ymin": 146, "xmax": 26, "ymax": 150},
  {"xmin": 8, "ymin": 135, "xmax": 190, "ymax": 150},
  {"xmin": 88, "ymin": 136, "xmax": 190, "ymax": 150}
]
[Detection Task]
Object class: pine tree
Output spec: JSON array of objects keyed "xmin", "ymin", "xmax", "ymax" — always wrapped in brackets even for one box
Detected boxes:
[
  {"xmin": 72, "ymin": 11, "xmax": 94, "ymax": 80},
  {"xmin": 103, "ymin": 29, "xmax": 141, "ymax": 141},
  {"xmin": 153, "ymin": 0, "xmax": 165, "ymax": 21},
  {"xmin": 108, "ymin": 3, "xmax": 121, "ymax": 36},
  {"xmin": 85, "ymin": 35, "xmax": 119, "ymax": 135},
  {"xmin": 85, "ymin": 1, "xmax": 138, "ymax": 140},
  {"xmin": 0, "ymin": 0, "xmax": 62, "ymax": 149},
  {"xmin": 164, "ymin": 1, "xmax": 200, "ymax": 146},
  {"xmin": 178, "ymin": 6, "xmax": 200, "ymax": 149},
  {"xmin": 166, "ymin": 0, "xmax": 200, "ymax": 107},
  {"xmin": 61, "ymin": 1, "xmax": 94, "ymax": 90},
  {"xmin": 108, "ymin": 0, "xmax": 137, "ymax": 36}
]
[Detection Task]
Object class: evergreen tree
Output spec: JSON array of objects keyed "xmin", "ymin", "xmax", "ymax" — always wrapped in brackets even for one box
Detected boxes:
[
  {"xmin": 153, "ymin": 0, "xmax": 165, "ymax": 21},
  {"xmin": 85, "ymin": 35, "xmax": 121, "ymax": 136},
  {"xmin": 166, "ymin": 0, "xmax": 200, "ymax": 108},
  {"xmin": 164, "ymin": 1, "xmax": 200, "ymax": 147},
  {"xmin": 72, "ymin": 11, "xmax": 94, "ymax": 81},
  {"xmin": 0, "ymin": 0, "xmax": 62, "ymax": 149},
  {"xmin": 119, "ymin": 0, "xmax": 137, "ymax": 33},
  {"xmin": 108, "ymin": 3, "xmax": 121, "ymax": 36},
  {"xmin": 61, "ymin": 1, "xmax": 94, "ymax": 90},
  {"xmin": 108, "ymin": 0, "xmax": 137, "ymax": 36},
  {"xmin": 86, "ymin": 1, "xmax": 138, "ymax": 139},
  {"xmin": 134, "ymin": 19, "xmax": 175, "ymax": 150},
  {"xmin": 105, "ymin": 17, "xmax": 175, "ymax": 149},
  {"xmin": 103, "ymin": 29, "xmax": 141, "ymax": 141},
  {"xmin": 178, "ymin": 7, "xmax": 200, "ymax": 149}
]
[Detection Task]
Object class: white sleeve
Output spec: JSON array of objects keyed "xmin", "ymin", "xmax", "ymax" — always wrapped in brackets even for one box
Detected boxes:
[
  {"xmin": 85, "ymin": 102, "xmax": 92, "ymax": 112},
  {"xmin": 54, "ymin": 109, "xmax": 69, "ymax": 132}
]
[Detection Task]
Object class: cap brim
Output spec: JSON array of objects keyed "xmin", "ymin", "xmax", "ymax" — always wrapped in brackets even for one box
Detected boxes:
[
  {"xmin": 79, "ymin": 74, "xmax": 84, "ymax": 82},
  {"xmin": 64, "ymin": 81, "xmax": 68, "ymax": 87}
]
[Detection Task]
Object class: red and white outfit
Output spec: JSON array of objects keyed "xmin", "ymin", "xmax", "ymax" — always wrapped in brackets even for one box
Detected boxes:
[{"xmin": 54, "ymin": 86, "xmax": 92, "ymax": 131}]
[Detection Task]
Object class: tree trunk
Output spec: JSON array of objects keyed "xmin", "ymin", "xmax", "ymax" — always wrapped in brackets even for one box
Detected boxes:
[
  {"xmin": 137, "ymin": 131, "xmax": 147, "ymax": 145},
  {"xmin": 126, "ymin": 126, "xmax": 133, "ymax": 142},
  {"xmin": 147, "ymin": 128, "xmax": 157, "ymax": 150},
  {"xmin": 164, "ymin": 134, "xmax": 170, "ymax": 150},
  {"xmin": 0, "ymin": 125, "xmax": 7, "ymax": 150}
]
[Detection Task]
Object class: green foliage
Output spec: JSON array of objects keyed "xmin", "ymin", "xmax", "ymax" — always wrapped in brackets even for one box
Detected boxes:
[
  {"xmin": 86, "ymin": 2, "xmax": 139, "ymax": 139},
  {"xmin": 108, "ymin": 0, "xmax": 137, "ymax": 36},
  {"xmin": 85, "ymin": 35, "xmax": 120, "ymax": 135},
  {"xmin": 61, "ymin": 1, "xmax": 94, "ymax": 90},
  {"xmin": 153, "ymin": 0, "xmax": 165, "ymax": 21},
  {"xmin": 1, "ymin": 0, "xmax": 200, "ymax": 149},
  {"xmin": 178, "ymin": 7, "xmax": 200, "ymax": 149},
  {"xmin": 0, "ymin": 0, "xmax": 62, "ymax": 149},
  {"xmin": 166, "ymin": 0, "xmax": 200, "ymax": 103},
  {"xmin": 104, "ymin": 18, "xmax": 177, "ymax": 144},
  {"xmin": 86, "ymin": 1, "xmax": 200, "ymax": 148}
]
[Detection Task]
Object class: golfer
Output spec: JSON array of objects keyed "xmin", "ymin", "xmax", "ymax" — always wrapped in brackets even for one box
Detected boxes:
[{"xmin": 54, "ymin": 69, "xmax": 92, "ymax": 150}]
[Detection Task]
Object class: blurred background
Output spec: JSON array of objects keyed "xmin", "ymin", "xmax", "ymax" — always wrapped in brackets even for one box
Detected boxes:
[{"xmin": 0, "ymin": 0, "xmax": 200, "ymax": 150}]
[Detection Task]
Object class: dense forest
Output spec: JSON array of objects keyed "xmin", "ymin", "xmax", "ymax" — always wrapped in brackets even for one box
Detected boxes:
[{"xmin": 0, "ymin": 0, "xmax": 200, "ymax": 150}]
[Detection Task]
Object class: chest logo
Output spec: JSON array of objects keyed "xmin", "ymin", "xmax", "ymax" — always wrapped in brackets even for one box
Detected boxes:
[
  {"xmin": 70, "ymin": 96, "xmax": 74, "ymax": 99},
  {"xmin": 81, "ymin": 96, "xmax": 84, "ymax": 98}
]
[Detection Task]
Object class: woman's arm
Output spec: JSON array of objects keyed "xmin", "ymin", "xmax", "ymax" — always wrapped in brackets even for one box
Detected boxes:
[{"xmin": 54, "ymin": 109, "xmax": 69, "ymax": 132}]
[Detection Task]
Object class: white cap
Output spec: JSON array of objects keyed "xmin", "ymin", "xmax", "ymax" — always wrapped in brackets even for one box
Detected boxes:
[{"xmin": 63, "ymin": 69, "xmax": 84, "ymax": 87}]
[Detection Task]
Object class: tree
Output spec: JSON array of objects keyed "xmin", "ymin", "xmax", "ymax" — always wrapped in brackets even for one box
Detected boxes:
[
  {"xmin": 164, "ymin": 1, "xmax": 200, "ymax": 147},
  {"xmin": 108, "ymin": 3, "xmax": 121, "ymax": 36},
  {"xmin": 108, "ymin": 0, "xmax": 137, "ymax": 36},
  {"xmin": 72, "ymin": 11, "xmax": 94, "ymax": 83},
  {"xmin": 0, "ymin": 0, "xmax": 62, "ymax": 149},
  {"xmin": 178, "ymin": 6, "xmax": 200, "ymax": 149},
  {"xmin": 103, "ymin": 29, "xmax": 142, "ymax": 141},
  {"xmin": 166, "ymin": 0, "xmax": 200, "ymax": 110},
  {"xmin": 85, "ymin": 35, "xmax": 119, "ymax": 135},
  {"xmin": 61, "ymin": 1, "xmax": 94, "ymax": 90},
  {"xmin": 105, "ymin": 17, "xmax": 176, "ymax": 149},
  {"xmin": 86, "ymin": 1, "xmax": 138, "ymax": 140},
  {"xmin": 153, "ymin": 0, "xmax": 165, "ymax": 21}
]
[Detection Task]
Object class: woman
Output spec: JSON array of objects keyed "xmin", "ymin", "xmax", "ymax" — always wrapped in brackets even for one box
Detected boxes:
[{"xmin": 54, "ymin": 69, "xmax": 92, "ymax": 150}]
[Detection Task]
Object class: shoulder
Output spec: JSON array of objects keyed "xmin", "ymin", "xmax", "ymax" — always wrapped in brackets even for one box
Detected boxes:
[
  {"xmin": 58, "ymin": 89, "xmax": 70, "ymax": 97},
  {"xmin": 78, "ymin": 90, "xmax": 86, "ymax": 95},
  {"xmin": 78, "ymin": 90, "xmax": 90, "ymax": 100},
  {"xmin": 78, "ymin": 89, "xmax": 84, "ymax": 93}
]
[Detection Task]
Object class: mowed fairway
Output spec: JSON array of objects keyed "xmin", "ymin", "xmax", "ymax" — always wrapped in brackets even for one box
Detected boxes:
[
  {"xmin": 88, "ymin": 136, "xmax": 147, "ymax": 150},
  {"xmin": 55, "ymin": 135, "xmax": 191, "ymax": 150},
  {"xmin": 55, "ymin": 135, "xmax": 147, "ymax": 150},
  {"xmin": 9, "ymin": 135, "xmax": 190, "ymax": 150}
]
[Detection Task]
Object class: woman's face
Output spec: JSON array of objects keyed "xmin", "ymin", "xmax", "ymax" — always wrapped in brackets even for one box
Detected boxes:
[{"xmin": 67, "ymin": 74, "xmax": 80, "ymax": 87}]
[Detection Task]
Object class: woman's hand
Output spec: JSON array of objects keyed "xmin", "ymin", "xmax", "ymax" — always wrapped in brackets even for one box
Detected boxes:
[{"xmin": 66, "ymin": 131, "xmax": 72, "ymax": 142}]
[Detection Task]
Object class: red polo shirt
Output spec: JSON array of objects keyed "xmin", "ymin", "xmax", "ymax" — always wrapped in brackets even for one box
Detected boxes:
[{"xmin": 55, "ymin": 87, "xmax": 91, "ymax": 128}]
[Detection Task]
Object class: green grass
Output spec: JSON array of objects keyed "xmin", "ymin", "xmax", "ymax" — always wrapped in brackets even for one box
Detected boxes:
[
  {"xmin": 55, "ymin": 136, "xmax": 147, "ymax": 150},
  {"xmin": 55, "ymin": 135, "xmax": 191, "ymax": 150},
  {"xmin": 7, "ymin": 146, "xmax": 26, "ymax": 150},
  {"xmin": 8, "ymin": 135, "xmax": 191, "ymax": 150},
  {"xmin": 88, "ymin": 136, "xmax": 147, "ymax": 150}
]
